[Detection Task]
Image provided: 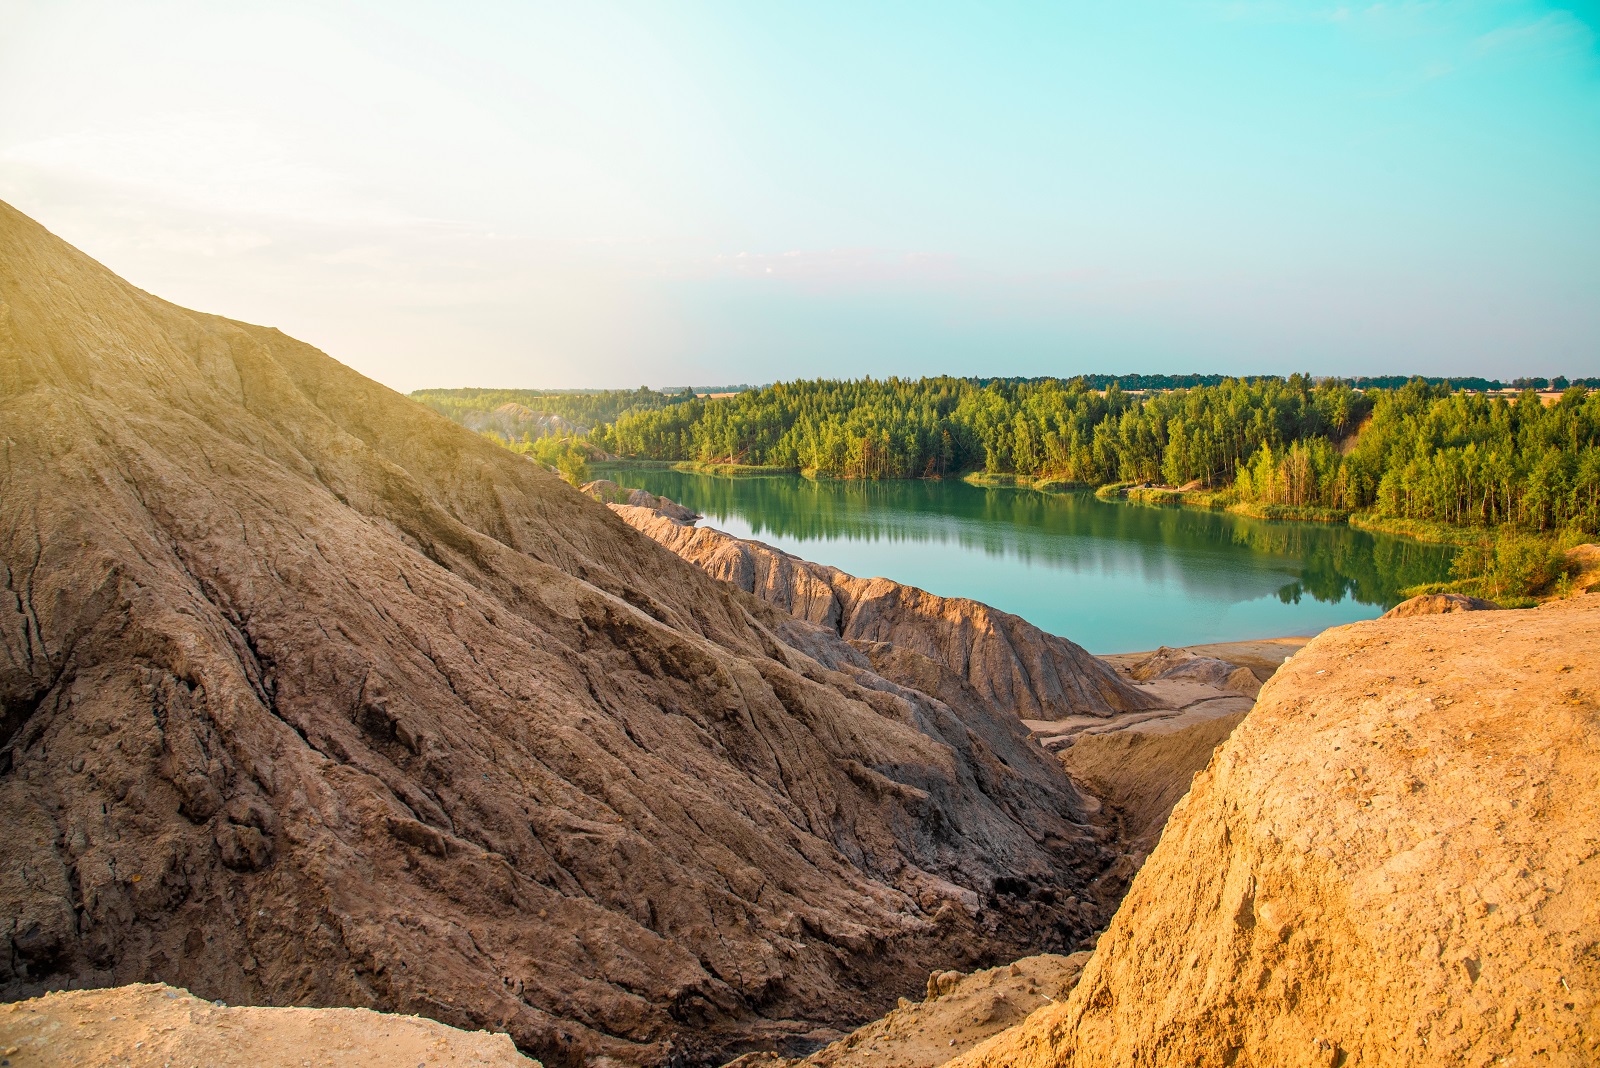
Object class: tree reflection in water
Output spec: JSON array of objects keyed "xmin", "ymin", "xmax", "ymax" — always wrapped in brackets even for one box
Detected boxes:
[{"xmin": 602, "ymin": 467, "xmax": 1457, "ymax": 649}]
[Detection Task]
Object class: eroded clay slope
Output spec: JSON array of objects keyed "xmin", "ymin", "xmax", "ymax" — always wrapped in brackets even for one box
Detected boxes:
[
  {"xmin": 953, "ymin": 596, "xmax": 1600, "ymax": 1068},
  {"xmin": 1058, "ymin": 710, "xmax": 1248, "ymax": 856},
  {"xmin": 609, "ymin": 507, "xmax": 1154, "ymax": 721},
  {"xmin": 0, "ymin": 201, "xmax": 1114, "ymax": 1066}
]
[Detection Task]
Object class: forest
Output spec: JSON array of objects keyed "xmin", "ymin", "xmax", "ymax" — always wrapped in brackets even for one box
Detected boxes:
[{"xmin": 583, "ymin": 376, "xmax": 1599, "ymax": 537}]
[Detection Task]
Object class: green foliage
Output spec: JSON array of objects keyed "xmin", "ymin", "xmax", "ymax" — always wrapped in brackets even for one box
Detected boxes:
[
  {"xmin": 513, "ymin": 434, "xmax": 590, "ymax": 486},
  {"xmin": 1234, "ymin": 382, "xmax": 1600, "ymax": 533},
  {"xmin": 1234, "ymin": 439, "xmax": 1351, "ymax": 510},
  {"xmin": 601, "ymin": 373, "xmax": 1364, "ymax": 487},
  {"xmin": 1447, "ymin": 531, "xmax": 1561, "ymax": 601}
]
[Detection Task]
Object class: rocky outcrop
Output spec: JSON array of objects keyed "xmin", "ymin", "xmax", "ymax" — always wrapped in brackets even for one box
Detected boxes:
[
  {"xmin": 954, "ymin": 597, "xmax": 1600, "ymax": 1068},
  {"xmin": 0, "ymin": 983, "xmax": 537, "ymax": 1067},
  {"xmin": 0, "ymin": 201, "xmax": 1118, "ymax": 1067},
  {"xmin": 611, "ymin": 507, "xmax": 1156, "ymax": 722},
  {"xmin": 1119, "ymin": 647, "xmax": 1260, "ymax": 697},
  {"xmin": 1382, "ymin": 592, "xmax": 1501, "ymax": 617}
]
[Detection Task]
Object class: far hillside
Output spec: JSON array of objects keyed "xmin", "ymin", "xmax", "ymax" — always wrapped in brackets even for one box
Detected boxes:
[{"xmin": 410, "ymin": 385, "xmax": 757, "ymax": 440}]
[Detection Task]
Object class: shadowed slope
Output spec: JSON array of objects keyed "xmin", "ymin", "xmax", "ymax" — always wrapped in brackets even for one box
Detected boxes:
[{"xmin": 0, "ymin": 202, "xmax": 1113, "ymax": 1066}]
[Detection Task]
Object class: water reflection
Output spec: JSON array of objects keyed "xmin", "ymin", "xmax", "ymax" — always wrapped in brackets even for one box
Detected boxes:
[{"xmin": 606, "ymin": 468, "xmax": 1456, "ymax": 651}]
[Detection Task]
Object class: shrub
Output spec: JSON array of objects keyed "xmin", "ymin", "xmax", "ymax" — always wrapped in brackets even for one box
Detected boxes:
[{"xmin": 1450, "ymin": 531, "xmax": 1560, "ymax": 600}]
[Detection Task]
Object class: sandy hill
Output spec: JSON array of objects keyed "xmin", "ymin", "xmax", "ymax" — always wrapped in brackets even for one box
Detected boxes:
[
  {"xmin": 0, "ymin": 201, "xmax": 1121, "ymax": 1066},
  {"xmin": 952, "ymin": 595, "xmax": 1600, "ymax": 1067}
]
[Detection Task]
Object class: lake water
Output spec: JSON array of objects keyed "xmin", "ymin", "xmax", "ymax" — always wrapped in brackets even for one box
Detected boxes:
[{"xmin": 604, "ymin": 468, "xmax": 1457, "ymax": 654}]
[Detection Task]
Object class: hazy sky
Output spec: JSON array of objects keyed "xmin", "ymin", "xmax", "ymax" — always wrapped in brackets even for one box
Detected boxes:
[{"xmin": 3, "ymin": 1, "xmax": 1597, "ymax": 391}]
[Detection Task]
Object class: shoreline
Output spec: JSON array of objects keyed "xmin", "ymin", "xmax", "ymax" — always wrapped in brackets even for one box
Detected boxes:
[{"xmin": 593, "ymin": 462, "xmax": 1453, "ymax": 641}]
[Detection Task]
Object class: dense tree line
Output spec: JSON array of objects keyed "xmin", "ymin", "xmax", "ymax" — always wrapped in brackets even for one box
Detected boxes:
[
  {"xmin": 1236, "ymin": 381, "xmax": 1600, "ymax": 532},
  {"xmin": 986, "ymin": 373, "xmax": 1255, "ymax": 390},
  {"xmin": 593, "ymin": 375, "xmax": 1364, "ymax": 483},
  {"xmin": 1345, "ymin": 375, "xmax": 1597, "ymax": 391},
  {"xmin": 589, "ymin": 376, "xmax": 1600, "ymax": 534}
]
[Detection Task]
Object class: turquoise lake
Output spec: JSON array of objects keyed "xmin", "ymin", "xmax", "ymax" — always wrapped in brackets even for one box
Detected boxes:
[{"xmin": 604, "ymin": 468, "xmax": 1458, "ymax": 654}]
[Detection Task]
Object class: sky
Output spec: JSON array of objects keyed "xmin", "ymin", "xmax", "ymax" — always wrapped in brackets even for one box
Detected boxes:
[{"xmin": 2, "ymin": 1, "xmax": 1597, "ymax": 392}]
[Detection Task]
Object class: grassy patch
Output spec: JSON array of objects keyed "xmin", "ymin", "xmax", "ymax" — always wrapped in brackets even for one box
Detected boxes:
[
  {"xmin": 690, "ymin": 461, "xmax": 790, "ymax": 477},
  {"xmin": 1031, "ymin": 476, "xmax": 1093, "ymax": 493},
  {"xmin": 592, "ymin": 458, "xmax": 794, "ymax": 477},
  {"xmin": 1099, "ymin": 483, "xmax": 1235, "ymax": 509},
  {"xmin": 1347, "ymin": 514, "xmax": 1492, "ymax": 546},
  {"xmin": 961, "ymin": 471, "xmax": 1024, "ymax": 488},
  {"xmin": 1226, "ymin": 501, "xmax": 1351, "ymax": 523},
  {"xmin": 964, "ymin": 472, "xmax": 1092, "ymax": 492},
  {"xmin": 676, "ymin": 460, "xmax": 796, "ymax": 477}
]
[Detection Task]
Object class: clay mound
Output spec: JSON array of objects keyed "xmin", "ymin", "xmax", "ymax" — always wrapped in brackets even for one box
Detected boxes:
[
  {"xmin": 0, "ymin": 201, "xmax": 1112, "ymax": 1066},
  {"xmin": 1221, "ymin": 665, "xmax": 1260, "ymax": 696},
  {"xmin": 1120, "ymin": 647, "xmax": 1259, "ymax": 696},
  {"xmin": 0, "ymin": 982, "xmax": 535, "ymax": 1067},
  {"xmin": 1151, "ymin": 657, "xmax": 1252, "ymax": 694},
  {"xmin": 612, "ymin": 507, "xmax": 1157, "ymax": 721},
  {"xmin": 1382, "ymin": 592, "xmax": 1501, "ymax": 617},
  {"xmin": 1153, "ymin": 657, "xmax": 1231, "ymax": 686},
  {"xmin": 955, "ymin": 597, "xmax": 1600, "ymax": 1068},
  {"xmin": 1120, "ymin": 647, "xmax": 1187, "ymax": 682},
  {"xmin": 733, "ymin": 954, "xmax": 1091, "ymax": 1068}
]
